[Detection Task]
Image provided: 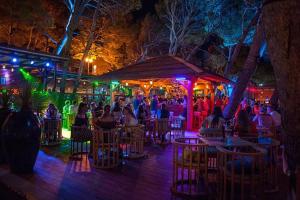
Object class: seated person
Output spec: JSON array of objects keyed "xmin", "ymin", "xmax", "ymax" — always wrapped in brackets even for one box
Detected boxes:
[
  {"xmin": 200, "ymin": 106, "xmax": 225, "ymax": 137},
  {"xmin": 160, "ymin": 103, "xmax": 170, "ymax": 119},
  {"xmin": 45, "ymin": 103, "xmax": 59, "ymax": 119},
  {"xmin": 123, "ymin": 106, "xmax": 138, "ymax": 126},
  {"xmin": 96, "ymin": 105, "xmax": 115, "ymax": 129},
  {"xmin": 111, "ymin": 102, "xmax": 122, "ymax": 123},
  {"xmin": 235, "ymin": 109, "xmax": 254, "ymax": 137},
  {"xmin": 253, "ymin": 106, "xmax": 274, "ymax": 129}
]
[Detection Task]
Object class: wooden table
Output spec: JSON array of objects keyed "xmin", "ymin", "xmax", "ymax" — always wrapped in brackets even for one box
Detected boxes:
[{"xmin": 199, "ymin": 136, "xmax": 254, "ymax": 147}]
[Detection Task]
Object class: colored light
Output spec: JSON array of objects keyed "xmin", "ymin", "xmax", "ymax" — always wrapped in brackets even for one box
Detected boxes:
[
  {"xmin": 143, "ymin": 85, "xmax": 147, "ymax": 88},
  {"xmin": 206, "ymin": 85, "xmax": 209, "ymax": 89},
  {"xmin": 259, "ymin": 83, "xmax": 263, "ymax": 87},
  {"xmin": 85, "ymin": 58, "xmax": 89, "ymax": 62},
  {"xmin": 176, "ymin": 77, "xmax": 186, "ymax": 81},
  {"xmin": 12, "ymin": 58, "xmax": 17, "ymax": 62},
  {"xmin": 160, "ymin": 87, "xmax": 163, "ymax": 90},
  {"xmin": 194, "ymin": 83, "xmax": 197, "ymax": 86},
  {"xmin": 30, "ymin": 61, "xmax": 34, "ymax": 64},
  {"xmin": 93, "ymin": 65, "xmax": 97, "ymax": 69},
  {"xmin": 228, "ymin": 84, "xmax": 232, "ymax": 87},
  {"xmin": 11, "ymin": 68, "xmax": 14, "ymax": 72},
  {"xmin": 150, "ymin": 81, "xmax": 153, "ymax": 85},
  {"xmin": 4, "ymin": 73, "xmax": 9, "ymax": 78},
  {"xmin": 2, "ymin": 65, "xmax": 5, "ymax": 69},
  {"xmin": 112, "ymin": 81, "xmax": 119, "ymax": 85},
  {"xmin": 125, "ymin": 82, "xmax": 128, "ymax": 86},
  {"xmin": 46, "ymin": 62, "xmax": 50, "ymax": 67}
]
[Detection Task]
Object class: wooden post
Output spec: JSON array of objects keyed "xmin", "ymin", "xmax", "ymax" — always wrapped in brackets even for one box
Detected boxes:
[{"xmin": 186, "ymin": 77, "xmax": 196, "ymax": 131}]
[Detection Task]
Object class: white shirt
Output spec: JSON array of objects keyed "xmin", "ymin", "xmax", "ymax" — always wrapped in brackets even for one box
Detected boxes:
[{"xmin": 270, "ymin": 111, "xmax": 281, "ymax": 127}]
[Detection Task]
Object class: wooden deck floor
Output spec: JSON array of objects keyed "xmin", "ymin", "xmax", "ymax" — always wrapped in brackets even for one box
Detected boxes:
[{"xmin": 0, "ymin": 132, "xmax": 290, "ymax": 200}]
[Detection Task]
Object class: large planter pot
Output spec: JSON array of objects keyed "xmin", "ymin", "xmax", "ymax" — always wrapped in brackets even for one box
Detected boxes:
[
  {"xmin": 2, "ymin": 109, "xmax": 41, "ymax": 173},
  {"xmin": 0, "ymin": 108, "xmax": 10, "ymax": 164}
]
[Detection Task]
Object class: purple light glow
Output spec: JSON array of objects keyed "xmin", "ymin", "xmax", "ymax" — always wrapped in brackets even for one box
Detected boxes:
[{"xmin": 175, "ymin": 77, "xmax": 186, "ymax": 81}]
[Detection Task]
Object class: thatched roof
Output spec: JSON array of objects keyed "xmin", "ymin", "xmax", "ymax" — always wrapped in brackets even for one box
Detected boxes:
[{"xmin": 98, "ymin": 56, "xmax": 231, "ymax": 83}]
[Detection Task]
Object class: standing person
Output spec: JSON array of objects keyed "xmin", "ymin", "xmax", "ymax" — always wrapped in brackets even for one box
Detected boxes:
[
  {"xmin": 235, "ymin": 109, "xmax": 251, "ymax": 137},
  {"xmin": 68, "ymin": 100, "xmax": 78, "ymax": 129},
  {"xmin": 160, "ymin": 103, "xmax": 170, "ymax": 119},
  {"xmin": 133, "ymin": 95, "xmax": 141, "ymax": 116},
  {"xmin": 137, "ymin": 104, "xmax": 146, "ymax": 125},
  {"xmin": 63, "ymin": 100, "xmax": 70, "ymax": 129},
  {"xmin": 150, "ymin": 95, "xmax": 159, "ymax": 116}
]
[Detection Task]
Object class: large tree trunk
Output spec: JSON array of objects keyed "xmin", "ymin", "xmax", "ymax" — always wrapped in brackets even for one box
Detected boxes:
[
  {"xmin": 73, "ymin": 0, "xmax": 101, "ymax": 93},
  {"xmin": 262, "ymin": 0, "xmax": 300, "ymax": 199},
  {"xmin": 224, "ymin": 9, "xmax": 261, "ymax": 76},
  {"xmin": 223, "ymin": 20, "xmax": 264, "ymax": 119},
  {"xmin": 56, "ymin": 0, "xmax": 87, "ymax": 56}
]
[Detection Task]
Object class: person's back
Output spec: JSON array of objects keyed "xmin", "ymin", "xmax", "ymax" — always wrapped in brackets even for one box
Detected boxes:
[{"xmin": 270, "ymin": 111, "xmax": 281, "ymax": 127}]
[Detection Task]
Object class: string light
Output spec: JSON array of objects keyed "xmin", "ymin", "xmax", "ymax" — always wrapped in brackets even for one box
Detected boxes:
[
  {"xmin": 46, "ymin": 62, "xmax": 50, "ymax": 67},
  {"xmin": 150, "ymin": 81, "xmax": 153, "ymax": 85},
  {"xmin": 125, "ymin": 82, "xmax": 128, "ymax": 86},
  {"xmin": 194, "ymin": 83, "xmax": 197, "ymax": 86},
  {"xmin": 143, "ymin": 85, "xmax": 147, "ymax": 88},
  {"xmin": 12, "ymin": 58, "xmax": 17, "ymax": 63}
]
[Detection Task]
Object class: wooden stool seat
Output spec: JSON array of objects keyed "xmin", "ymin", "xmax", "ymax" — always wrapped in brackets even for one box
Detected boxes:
[
  {"xmin": 41, "ymin": 118, "xmax": 61, "ymax": 146},
  {"xmin": 70, "ymin": 126, "xmax": 92, "ymax": 159},
  {"xmin": 171, "ymin": 138, "xmax": 209, "ymax": 198},
  {"xmin": 93, "ymin": 128, "xmax": 120, "ymax": 169}
]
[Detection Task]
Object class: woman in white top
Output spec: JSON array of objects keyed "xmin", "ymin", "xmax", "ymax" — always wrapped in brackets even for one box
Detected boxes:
[{"xmin": 123, "ymin": 106, "xmax": 138, "ymax": 126}]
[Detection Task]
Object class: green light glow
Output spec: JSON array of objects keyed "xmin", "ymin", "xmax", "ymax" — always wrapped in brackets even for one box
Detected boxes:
[{"xmin": 111, "ymin": 81, "xmax": 119, "ymax": 85}]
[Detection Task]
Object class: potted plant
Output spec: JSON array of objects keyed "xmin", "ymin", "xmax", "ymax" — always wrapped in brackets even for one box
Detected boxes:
[
  {"xmin": 0, "ymin": 90, "xmax": 11, "ymax": 164},
  {"xmin": 2, "ymin": 84, "xmax": 41, "ymax": 173}
]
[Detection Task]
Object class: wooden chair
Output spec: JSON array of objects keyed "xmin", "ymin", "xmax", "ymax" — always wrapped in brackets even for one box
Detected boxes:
[
  {"xmin": 157, "ymin": 119, "xmax": 171, "ymax": 144},
  {"xmin": 121, "ymin": 125, "xmax": 145, "ymax": 159},
  {"xmin": 171, "ymin": 138, "xmax": 209, "ymax": 198},
  {"xmin": 170, "ymin": 116, "xmax": 185, "ymax": 139},
  {"xmin": 70, "ymin": 126, "xmax": 92, "ymax": 159},
  {"xmin": 200, "ymin": 128, "xmax": 224, "ymax": 171},
  {"xmin": 41, "ymin": 118, "xmax": 60, "ymax": 146},
  {"xmin": 216, "ymin": 145, "xmax": 265, "ymax": 200},
  {"xmin": 242, "ymin": 137, "xmax": 280, "ymax": 192},
  {"xmin": 93, "ymin": 128, "xmax": 120, "ymax": 169}
]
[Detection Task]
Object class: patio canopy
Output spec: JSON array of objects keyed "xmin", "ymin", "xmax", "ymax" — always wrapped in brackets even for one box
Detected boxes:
[{"xmin": 98, "ymin": 56, "xmax": 231, "ymax": 83}]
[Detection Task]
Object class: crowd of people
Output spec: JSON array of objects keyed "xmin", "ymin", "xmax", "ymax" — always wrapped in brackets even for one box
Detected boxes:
[{"xmin": 200, "ymin": 96, "xmax": 282, "ymax": 138}]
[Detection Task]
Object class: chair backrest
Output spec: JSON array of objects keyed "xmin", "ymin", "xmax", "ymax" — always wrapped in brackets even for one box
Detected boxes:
[
  {"xmin": 44, "ymin": 119, "xmax": 59, "ymax": 133},
  {"xmin": 200, "ymin": 127, "xmax": 223, "ymax": 138},
  {"xmin": 71, "ymin": 125, "xmax": 91, "ymax": 141}
]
